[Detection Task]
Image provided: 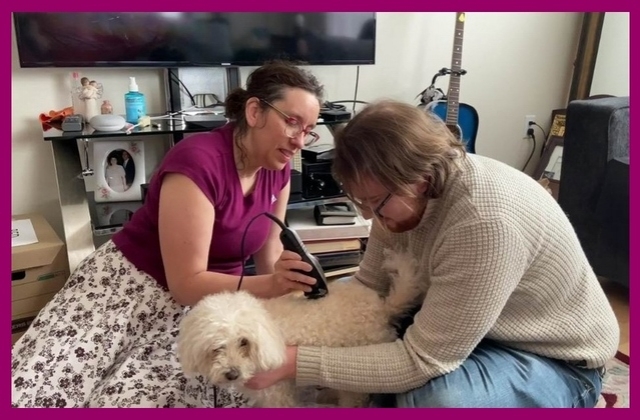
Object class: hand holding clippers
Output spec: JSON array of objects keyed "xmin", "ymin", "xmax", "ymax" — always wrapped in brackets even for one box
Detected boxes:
[{"xmin": 264, "ymin": 213, "xmax": 329, "ymax": 299}]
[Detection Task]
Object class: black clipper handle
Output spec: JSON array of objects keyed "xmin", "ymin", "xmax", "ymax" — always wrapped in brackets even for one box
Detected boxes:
[{"xmin": 279, "ymin": 227, "xmax": 329, "ymax": 299}]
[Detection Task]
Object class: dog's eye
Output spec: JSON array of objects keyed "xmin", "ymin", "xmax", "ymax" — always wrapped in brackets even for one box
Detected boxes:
[
  {"xmin": 209, "ymin": 347, "xmax": 224, "ymax": 359},
  {"xmin": 239, "ymin": 338, "xmax": 249, "ymax": 347}
]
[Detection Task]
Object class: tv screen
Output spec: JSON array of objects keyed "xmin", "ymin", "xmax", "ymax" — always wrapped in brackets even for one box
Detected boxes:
[{"xmin": 13, "ymin": 12, "xmax": 377, "ymax": 68}]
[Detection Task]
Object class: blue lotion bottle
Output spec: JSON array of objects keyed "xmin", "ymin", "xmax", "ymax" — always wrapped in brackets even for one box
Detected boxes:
[{"xmin": 124, "ymin": 77, "xmax": 147, "ymax": 124}]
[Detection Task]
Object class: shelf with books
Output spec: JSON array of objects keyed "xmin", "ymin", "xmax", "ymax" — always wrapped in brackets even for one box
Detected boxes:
[
  {"xmin": 285, "ymin": 207, "xmax": 370, "ymax": 242},
  {"xmin": 287, "ymin": 194, "xmax": 347, "ymax": 210}
]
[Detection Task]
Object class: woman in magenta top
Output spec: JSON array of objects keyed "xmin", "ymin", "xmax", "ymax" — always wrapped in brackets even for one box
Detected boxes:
[{"xmin": 12, "ymin": 61, "xmax": 324, "ymax": 408}]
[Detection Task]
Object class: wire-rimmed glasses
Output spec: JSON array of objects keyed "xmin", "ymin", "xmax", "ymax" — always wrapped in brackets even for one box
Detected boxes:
[
  {"xmin": 350, "ymin": 192, "xmax": 393, "ymax": 218},
  {"xmin": 261, "ymin": 99, "xmax": 320, "ymax": 146}
]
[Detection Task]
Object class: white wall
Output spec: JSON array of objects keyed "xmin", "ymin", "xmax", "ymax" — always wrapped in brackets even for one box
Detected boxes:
[
  {"xmin": 11, "ymin": 12, "xmax": 581, "ymax": 240},
  {"xmin": 590, "ymin": 12, "xmax": 629, "ymax": 97}
]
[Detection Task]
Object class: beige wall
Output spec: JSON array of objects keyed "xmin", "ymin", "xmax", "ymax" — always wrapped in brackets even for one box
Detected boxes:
[
  {"xmin": 11, "ymin": 12, "xmax": 582, "ymax": 240},
  {"xmin": 590, "ymin": 12, "xmax": 629, "ymax": 97}
]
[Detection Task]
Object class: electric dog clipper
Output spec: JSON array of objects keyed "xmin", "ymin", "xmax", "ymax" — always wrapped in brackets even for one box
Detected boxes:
[{"xmin": 279, "ymin": 227, "xmax": 329, "ymax": 299}]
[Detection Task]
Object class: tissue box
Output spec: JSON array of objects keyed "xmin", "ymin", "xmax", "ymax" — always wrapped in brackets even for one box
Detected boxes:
[{"xmin": 11, "ymin": 214, "xmax": 69, "ymax": 344}]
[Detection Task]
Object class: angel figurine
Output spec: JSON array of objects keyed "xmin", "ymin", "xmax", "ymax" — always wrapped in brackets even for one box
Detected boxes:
[{"xmin": 77, "ymin": 77, "xmax": 104, "ymax": 121}]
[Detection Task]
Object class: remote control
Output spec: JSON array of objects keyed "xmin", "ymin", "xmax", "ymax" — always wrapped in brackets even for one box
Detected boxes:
[{"xmin": 279, "ymin": 227, "xmax": 329, "ymax": 299}]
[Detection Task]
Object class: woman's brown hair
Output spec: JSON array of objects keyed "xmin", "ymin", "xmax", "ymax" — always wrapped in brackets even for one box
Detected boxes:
[
  {"xmin": 332, "ymin": 99, "xmax": 466, "ymax": 202},
  {"xmin": 224, "ymin": 60, "xmax": 324, "ymax": 140}
]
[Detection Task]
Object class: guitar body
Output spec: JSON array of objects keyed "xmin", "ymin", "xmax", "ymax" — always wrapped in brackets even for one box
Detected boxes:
[
  {"xmin": 427, "ymin": 100, "xmax": 479, "ymax": 153},
  {"xmin": 421, "ymin": 12, "xmax": 479, "ymax": 154}
]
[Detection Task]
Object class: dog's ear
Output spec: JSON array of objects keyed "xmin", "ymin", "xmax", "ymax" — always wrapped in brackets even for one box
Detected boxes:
[
  {"xmin": 176, "ymin": 309, "xmax": 219, "ymax": 377},
  {"xmin": 176, "ymin": 332, "xmax": 200, "ymax": 377},
  {"xmin": 251, "ymin": 319, "xmax": 286, "ymax": 371}
]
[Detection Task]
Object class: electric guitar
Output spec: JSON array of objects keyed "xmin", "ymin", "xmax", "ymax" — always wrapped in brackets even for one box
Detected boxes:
[{"xmin": 426, "ymin": 12, "xmax": 479, "ymax": 153}]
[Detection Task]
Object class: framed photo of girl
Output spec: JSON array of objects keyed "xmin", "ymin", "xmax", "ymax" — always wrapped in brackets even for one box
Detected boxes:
[{"xmin": 93, "ymin": 140, "xmax": 145, "ymax": 203}]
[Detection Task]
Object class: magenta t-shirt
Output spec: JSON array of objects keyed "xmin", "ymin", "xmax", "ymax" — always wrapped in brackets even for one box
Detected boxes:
[{"xmin": 112, "ymin": 123, "xmax": 290, "ymax": 288}]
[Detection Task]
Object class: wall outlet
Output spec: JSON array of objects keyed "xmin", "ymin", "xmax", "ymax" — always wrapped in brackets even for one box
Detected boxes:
[{"xmin": 523, "ymin": 115, "xmax": 536, "ymax": 138}]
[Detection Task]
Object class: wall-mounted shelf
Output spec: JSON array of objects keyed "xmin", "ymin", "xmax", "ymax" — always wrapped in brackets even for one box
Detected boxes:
[
  {"xmin": 42, "ymin": 114, "xmax": 216, "ymax": 272},
  {"xmin": 44, "ymin": 115, "xmax": 349, "ymax": 273}
]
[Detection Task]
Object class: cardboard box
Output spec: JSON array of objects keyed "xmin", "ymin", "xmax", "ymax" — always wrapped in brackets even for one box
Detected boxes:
[
  {"xmin": 11, "ymin": 213, "xmax": 69, "ymax": 322},
  {"xmin": 12, "ymin": 332, "xmax": 25, "ymax": 346},
  {"xmin": 11, "ymin": 311, "xmax": 39, "ymax": 346}
]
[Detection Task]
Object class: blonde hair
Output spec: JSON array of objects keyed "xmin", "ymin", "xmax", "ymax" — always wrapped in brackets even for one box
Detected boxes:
[{"xmin": 332, "ymin": 99, "xmax": 466, "ymax": 201}]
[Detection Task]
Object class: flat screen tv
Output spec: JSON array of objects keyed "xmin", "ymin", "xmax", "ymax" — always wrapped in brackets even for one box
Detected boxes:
[{"xmin": 13, "ymin": 12, "xmax": 377, "ymax": 68}]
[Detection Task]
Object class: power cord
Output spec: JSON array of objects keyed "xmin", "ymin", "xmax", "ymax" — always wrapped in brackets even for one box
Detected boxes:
[
  {"xmin": 236, "ymin": 212, "xmax": 287, "ymax": 292},
  {"xmin": 531, "ymin": 122, "xmax": 548, "ymax": 141},
  {"xmin": 168, "ymin": 70, "xmax": 224, "ymax": 109},
  {"xmin": 331, "ymin": 100, "xmax": 369, "ymax": 107},
  {"xmin": 125, "ymin": 105, "xmax": 200, "ymax": 134},
  {"xmin": 321, "ymin": 100, "xmax": 369, "ymax": 115},
  {"xmin": 352, "ymin": 65, "xmax": 360, "ymax": 114},
  {"xmin": 321, "ymin": 101, "xmax": 347, "ymax": 112},
  {"xmin": 193, "ymin": 93, "xmax": 223, "ymax": 108},
  {"xmin": 522, "ymin": 128, "xmax": 536, "ymax": 172},
  {"xmin": 320, "ymin": 65, "xmax": 367, "ymax": 116},
  {"xmin": 168, "ymin": 69, "xmax": 196, "ymax": 106},
  {"xmin": 529, "ymin": 121, "xmax": 549, "ymax": 157}
]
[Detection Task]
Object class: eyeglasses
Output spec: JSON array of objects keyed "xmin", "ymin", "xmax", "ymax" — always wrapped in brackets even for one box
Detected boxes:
[
  {"xmin": 351, "ymin": 192, "xmax": 392, "ymax": 218},
  {"xmin": 260, "ymin": 99, "xmax": 320, "ymax": 146}
]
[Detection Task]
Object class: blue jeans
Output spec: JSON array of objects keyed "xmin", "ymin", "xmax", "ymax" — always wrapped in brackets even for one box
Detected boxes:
[{"xmin": 370, "ymin": 340, "xmax": 604, "ymax": 408}]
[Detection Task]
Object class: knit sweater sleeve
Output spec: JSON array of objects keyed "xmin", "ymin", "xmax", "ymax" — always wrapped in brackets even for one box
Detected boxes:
[
  {"xmin": 350, "ymin": 220, "xmax": 392, "ymax": 295},
  {"xmin": 296, "ymin": 218, "xmax": 529, "ymax": 393}
]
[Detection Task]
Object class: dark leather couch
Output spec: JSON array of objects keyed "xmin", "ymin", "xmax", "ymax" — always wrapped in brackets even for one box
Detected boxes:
[{"xmin": 558, "ymin": 96, "xmax": 629, "ymax": 287}]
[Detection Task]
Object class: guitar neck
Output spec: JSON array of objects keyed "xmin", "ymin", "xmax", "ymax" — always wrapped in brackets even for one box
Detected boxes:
[{"xmin": 446, "ymin": 12, "xmax": 466, "ymax": 126}]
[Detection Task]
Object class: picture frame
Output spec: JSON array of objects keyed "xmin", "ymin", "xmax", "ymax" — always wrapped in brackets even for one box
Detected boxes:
[
  {"xmin": 94, "ymin": 201, "xmax": 144, "ymax": 228},
  {"xmin": 549, "ymin": 109, "xmax": 567, "ymax": 138},
  {"xmin": 93, "ymin": 140, "xmax": 145, "ymax": 202},
  {"xmin": 533, "ymin": 136, "xmax": 564, "ymax": 200},
  {"xmin": 540, "ymin": 108, "xmax": 566, "ymax": 157}
]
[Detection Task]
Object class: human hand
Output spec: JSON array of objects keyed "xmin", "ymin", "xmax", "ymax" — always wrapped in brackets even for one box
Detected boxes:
[
  {"xmin": 270, "ymin": 250, "xmax": 317, "ymax": 297},
  {"xmin": 245, "ymin": 346, "xmax": 297, "ymax": 390}
]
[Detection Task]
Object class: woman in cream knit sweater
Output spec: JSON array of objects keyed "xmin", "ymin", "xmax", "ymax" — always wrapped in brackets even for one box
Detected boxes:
[{"xmin": 246, "ymin": 100, "xmax": 619, "ymax": 408}]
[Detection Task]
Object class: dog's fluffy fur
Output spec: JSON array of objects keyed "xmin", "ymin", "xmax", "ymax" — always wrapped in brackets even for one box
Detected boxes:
[{"xmin": 177, "ymin": 249, "xmax": 422, "ymax": 407}]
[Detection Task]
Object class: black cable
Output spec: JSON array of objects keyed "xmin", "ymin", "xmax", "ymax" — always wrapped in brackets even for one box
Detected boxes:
[
  {"xmin": 530, "ymin": 122, "xmax": 549, "ymax": 157},
  {"xmin": 168, "ymin": 69, "xmax": 196, "ymax": 106},
  {"xmin": 236, "ymin": 212, "xmax": 287, "ymax": 292},
  {"xmin": 321, "ymin": 101, "xmax": 346, "ymax": 112},
  {"xmin": 169, "ymin": 71, "xmax": 223, "ymax": 109},
  {"xmin": 522, "ymin": 130, "xmax": 537, "ymax": 172},
  {"xmin": 330, "ymin": 100, "xmax": 369, "ymax": 106},
  {"xmin": 352, "ymin": 65, "xmax": 360, "ymax": 114},
  {"xmin": 532, "ymin": 122, "xmax": 548, "ymax": 140},
  {"xmin": 321, "ymin": 100, "xmax": 370, "ymax": 112},
  {"xmin": 193, "ymin": 93, "xmax": 223, "ymax": 108}
]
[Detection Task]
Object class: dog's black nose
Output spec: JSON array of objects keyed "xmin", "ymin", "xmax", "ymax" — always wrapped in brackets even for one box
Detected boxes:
[{"xmin": 225, "ymin": 368, "xmax": 239, "ymax": 381}]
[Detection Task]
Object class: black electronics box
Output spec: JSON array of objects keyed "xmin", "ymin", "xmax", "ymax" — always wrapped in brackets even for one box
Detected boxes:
[
  {"xmin": 291, "ymin": 169, "xmax": 303, "ymax": 195},
  {"xmin": 301, "ymin": 144, "xmax": 334, "ymax": 163},
  {"xmin": 184, "ymin": 114, "xmax": 227, "ymax": 129},
  {"xmin": 301, "ymin": 160, "xmax": 342, "ymax": 199},
  {"xmin": 319, "ymin": 109, "xmax": 351, "ymax": 122}
]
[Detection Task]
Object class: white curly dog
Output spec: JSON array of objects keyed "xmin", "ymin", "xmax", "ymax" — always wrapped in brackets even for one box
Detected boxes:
[{"xmin": 177, "ymin": 248, "xmax": 423, "ymax": 407}]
